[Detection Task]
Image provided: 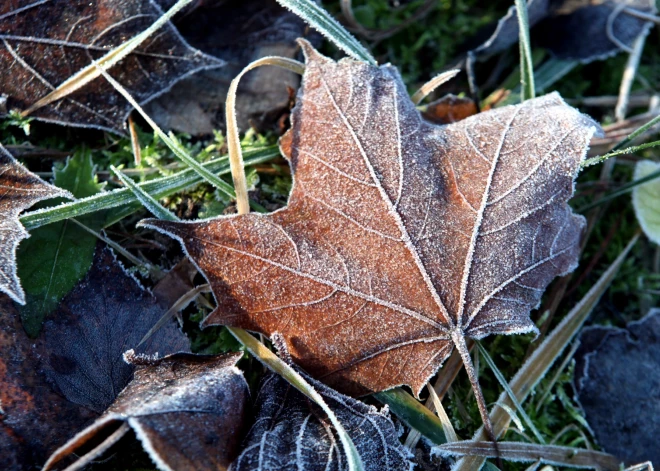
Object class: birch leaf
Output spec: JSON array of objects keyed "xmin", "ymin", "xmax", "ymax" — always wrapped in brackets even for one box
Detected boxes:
[
  {"xmin": 43, "ymin": 352, "xmax": 248, "ymax": 471},
  {"xmin": 0, "ymin": 0, "xmax": 222, "ymax": 133},
  {"xmin": 632, "ymin": 160, "xmax": 660, "ymax": 245},
  {"xmin": 0, "ymin": 145, "xmax": 70, "ymax": 305},
  {"xmin": 232, "ymin": 371, "xmax": 413, "ymax": 471},
  {"xmin": 144, "ymin": 41, "xmax": 599, "ymax": 398}
]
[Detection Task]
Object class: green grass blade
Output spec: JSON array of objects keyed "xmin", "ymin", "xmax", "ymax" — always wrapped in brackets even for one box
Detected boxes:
[
  {"xmin": 374, "ymin": 388, "xmax": 448, "ymax": 445},
  {"xmin": 476, "ymin": 342, "xmax": 546, "ymax": 444},
  {"xmin": 228, "ymin": 327, "xmax": 365, "ymax": 471},
  {"xmin": 274, "ymin": 0, "xmax": 376, "ymax": 64},
  {"xmin": 611, "ymin": 113, "xmax": 660, "ymax": 152},
  {"xmin": 582, "ymin": 138, "xmax": 660, "ymax": 168},
  {"xmin": 515, "ymin": 0, "xmax": 535, "ymax": 100},
  {"xmin": 453, "ymin": 234, "xmax": 638, "ymax": 471},
  {"xmin": 20, "ymin": 146, "xmax": 279, "ymax": 230},
  {"xmin": 110, "ymin": 165, "xmax": 179, "ymax": 222}
]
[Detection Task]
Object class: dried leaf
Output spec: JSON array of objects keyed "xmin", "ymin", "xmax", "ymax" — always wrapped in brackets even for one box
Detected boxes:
[
  {"xmin": 472, "ymin": 0, "xmax": 656, "ymax": 62},
  {"xmin": 44, "ymin": 352, "xmax": 249, "ymax": 471},
  {"xmin": 422, "ymin": 94, "xmax": 478, "ymax": 125},
  {"xmin": 41, "ymin": 245, "xmax": 190, "ymax": 413},
  {"xmin": 0, "ymin": 0, "xmax": 222, "ymax": 133},
  {"xmin": 145, "ymin": 42, "xmax": 599, "ymax": 398},
  {"xmin": 232, "ymin": 371, "xmax": 413, "ymax": 471},
  {"xmin": 632, "ymin": 160, "xmax": 660, "ymax": 245},
  {"xmin": 0, "ymin": 144, "xmax": 70, "ymax": 304},
  {"xmin": 573, "ymin": 309, "xmax": 660, "ymax": 465}
]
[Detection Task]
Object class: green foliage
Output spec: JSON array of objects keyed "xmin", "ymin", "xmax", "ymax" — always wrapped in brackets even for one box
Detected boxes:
[{"xmin": 17, "ymin": 148, "xmax": 105, "ymax": 336}]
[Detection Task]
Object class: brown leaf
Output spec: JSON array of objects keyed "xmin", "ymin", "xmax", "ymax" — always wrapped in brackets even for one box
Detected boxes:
[
  {"xmin": 0, "ymin": 0, "xmax": 222, "ymax": 133},
  {"xmin": 422, "ymin": 94, "xmax": 478, "ymax": 125},
  {"xmin": 43, "ymin": 352, "xmax": 248, "ymax": 471},
  {"xmin": 144, "ymin": 42, "xmax": 600, "ymax": 397},
  {"xmin": 0, "ymin": 145, "xmax": 70, "ymax": 304}
]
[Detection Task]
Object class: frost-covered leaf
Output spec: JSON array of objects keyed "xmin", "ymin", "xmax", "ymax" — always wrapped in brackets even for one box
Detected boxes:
[
  {"xmin": 17, "ymin": 149, "xmax": 105, "ymax": 336},
  {"xmin": 41, "ymin": 245, "xmax": 190, "ymax": 413},
  {"xmin": 0, "ymin": 144, "xmax": 70, "ymax": 305},
  {"xmin": 574, "ymin": 309, "xmax": 660, "ymax": 465},
  {"xmin": 44, "ymin": 352, "xmax": 248, "ymax": 471},
  {"xmin": 472, "ymin": 0, "xmax": 656, "ymax": 62},
  {"xmin": 145, "ymin": 42, "xmax": 598, "ymax": 397},
  {"xmin": 0, "ymin": 0, "xmax": 222, "ymax": 133},
  {"xmin": 232, "ymin": 371, "xmax": 413, "ymax": 471},
  {"xmin": 632, "ymin": 160, "xmax": 660, "ymax": 245}
]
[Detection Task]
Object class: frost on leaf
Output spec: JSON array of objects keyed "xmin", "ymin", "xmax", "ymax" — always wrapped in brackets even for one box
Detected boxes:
[
  {"xmin": 43, "ymin": 352, "xmax": 249, "ymax": 471},
  {"xmin": 145, "ymin": 42, "xmax": 599, "ymax": 397},
  {"xmin": 0, "ymin": 144, "xmax": 70, "ymax": 304},
  {"xmin": 0, "ymin": 0, "xmax": 223, "ymax": 133},
  {"xmin": 632, "ymin": 160, "xmax": 660, "ymax": 245},
  {"xmin": 232, "ymin": 371, "xmax": 413, "ymax": 471}
]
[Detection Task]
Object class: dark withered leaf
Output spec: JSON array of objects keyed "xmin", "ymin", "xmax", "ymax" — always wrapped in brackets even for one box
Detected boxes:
[
  {"xmin": 472, "ymin": 0, "xmax": 656, "ymax": 62},
  {"xmin": 44, "ymin": 352, "xmax": 249, "ymax": 471},
  {"xmin": 574, "ymin": 309, "xmax": 660, "ymax": 465},
  {"xmin": 0, "ymin": 144, "xmax": 71, "ymax": 305},
  {"xmin": 0, "ymin": 0, "xmax": 222, "ymax": 133},
  {"xmin": 146, "ymin": 0, "xmax": 320, "ymax": 135},
  {"xmin": 41, "ymin": 245, "xmax": 190, "ymax": 413},
  {"xmin": 145, "ymin": 42, "xmax": 599, "ymax": 397},
  {"xmin": 0, "ymin": 296, "xmax": 95, "ymax": 471},
  {"xmin": 232, "ymin": 371, "xmax": 413, "ymax": 471}
]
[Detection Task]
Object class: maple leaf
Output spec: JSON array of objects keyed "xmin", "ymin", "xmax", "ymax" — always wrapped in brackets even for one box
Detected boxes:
[
  {"xmin": 0, "ymin": 144, "xmax": 70, "ymax": 305},
  {"xmin": 144, "ymin": 42, "xmax": 599, "ymax": 403},
  {"xmin": 233, "ymin": 371, "xmax": 413, "ymax": 471},
  {"xmin": 43, "ymin": 352, "xmax": 248, "ymax": 471},
  {"xmin": 0, "ymin": 0, "xmax": 222, "ymax": 133}
]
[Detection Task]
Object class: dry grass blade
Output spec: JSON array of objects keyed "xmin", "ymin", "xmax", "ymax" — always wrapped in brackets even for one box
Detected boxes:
[
  {"xmin": 226, "ymin": 56, "xmax": 304, "ymax": 214},
  {"xmin": 427, "ymin": 384, "xmax": 459, "ymax": 442},
  {"xmin": 453, "ymin": 234, "xmax": 639, "ymax": 471},
  {"xmin": 411, "ymin": 70, "xmax": 460, "ymax": 105},
  {"xmin": 21, "ymin": 0, "xmax": 195, "ymax": 117},
  {"xmin": 435, "ymin": 441, "xmax": 620, "ymax": 469}
]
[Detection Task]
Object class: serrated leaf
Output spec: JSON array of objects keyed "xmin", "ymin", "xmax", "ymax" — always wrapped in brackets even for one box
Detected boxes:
[
  {"xmin": 232, "ymin": 371, "xmax": 413, "ymax": 471},
  {"xmin": 632, "ymin": 160, "xmax": 660, "ymax": 245},
  {"xmin": 16, "ymin": 149, "xmax": 105, "ymax": 336},
  {"xmin": 0, "ymin": 144, "xmax": 70, "ymax": 304},
  {"xmin": 44, "ymin": 352, "xmax": 248, "ymax": 471},
  {"xmin": 0, "ymin": 0, "xmax": 222, "ymax": 133}
]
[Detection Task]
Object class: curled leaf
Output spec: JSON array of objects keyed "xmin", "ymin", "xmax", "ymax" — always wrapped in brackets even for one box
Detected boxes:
[
  {"xmin": 144, "ymin": 42, "xmax": 599, "ymax": 399},
  {"xmin": 232, "ymin": 371, "xmax": 413, "ymax": 471},
  {"xmin": 44, "ymin": 352, "xmax": 249, "ymax": 471},
  {"xmin": 0, "ymin": 145, "xmax": 71, "ymax": 304}
]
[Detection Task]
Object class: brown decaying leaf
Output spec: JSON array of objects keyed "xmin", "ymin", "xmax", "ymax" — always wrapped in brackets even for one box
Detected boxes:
[
  {"xmin": 43, "ymin": 352, "xmax": 249, "ymax": 471},
  {"xmin": 422, "ymin": 94, "xmax": 478, "ymax": 125},
  {"xmin": 0, "ymin": 0, "xmax": 222, "ymax": 133},
  {"xmin": 0, "ymin": 144, "xmax": 71, "ymax": 304},
  {"xmin": 144, "ymin": 42, "xmax": 599, "ymax": 400}
]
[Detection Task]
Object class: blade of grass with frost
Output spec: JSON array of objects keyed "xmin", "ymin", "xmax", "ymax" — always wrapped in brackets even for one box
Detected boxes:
[
  {"xmin": 582, "ymin": 138, "xmax": 660, "ymax": 168},
  {"xmin": 228, "ymin": 327, "xmax": 365, "ymax": 471},
  {"xmin": 515, "ymin": 0, "xmax": 535, "ymax": 100},
  {"xmin": 19, "ymin": 146, "xmax": 279, "ymax": 230},
  {"xmin": 453, "ymin": 234, "xmax": 638, "ymax": 471},
  {"xmin": 21, "ymin": 0, "xmax": 197, "ymax": 116},
  {"xmin": 435, "ymin": 441, "xmax": 619, "ymax": 469},
  {"xmin": 427, "ymin": 385, "xmax": 459, "ymax": 442},
  {"xmin": 111, "ymin": 166, "xmax": 179, "ymax": 222},
  {"xmin": 275, "ymin": 0, "xmax": 375, "ymax": 64},
  {"xmin": 476, "ymin": 341, "xmax": 545, "ymax": 444}
]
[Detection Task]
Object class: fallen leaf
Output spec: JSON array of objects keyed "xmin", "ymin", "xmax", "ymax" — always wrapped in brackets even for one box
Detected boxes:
[
  {"xmin": 16, "ymin": 149, "xmax": 105, "ymax": 336},
  {"xmin": 472, "ymin": 0, "xmax": 656, "ymax": 62},
  {"xmin": 0, "ymin": 244, "xmax": 190, "ymax": 469},
  {"xmin": 422, "ymin": 94, "xmax": 478, "ymax": 125},
  {"xmin": 44, "ymin": 351, "xmax": 249, "ymax": 471},
  {"xmin": 146, "ymin": 0, "xmax": 319, "ymax": 135},
  {"xmin": 153, "ymin": 256, "xmax": 198, "ymax": 309},
  {"xmin": 145, "ymin": 42, "xmax": 599, "ymax": 398},
  {"xmin": 0, "ymin": 295, "xmax": 95, "ymax": 471},
  {"xmin": 632, "ymin": 160, "xmax": 660, "ymax": 245},
  {"xmin": 232, "ymin": 371, "xmax": 413, "ymax": 471},
  {"xmin": 0, "ymin": 144, "xmax": 70, "ymax": 305},
  {"xmin": 573, "ymin": 309, "xmax": 660, "ymax": 465},
  {"xmin": 0, "ymin": 0, "xmax": 222, "ymax": 133},
  {"xmin": 41, "ymin": 245, "xmax": 190, "ymax": 413}
]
